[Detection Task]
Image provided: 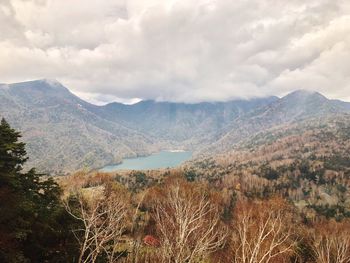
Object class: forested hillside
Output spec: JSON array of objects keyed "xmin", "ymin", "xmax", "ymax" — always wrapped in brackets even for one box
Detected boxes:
[
  {"xmin": 92, "ymin": 97, "xmax": 278, "ymax": 144},
  {"xmin": 0, "ymin": 80, "xmax": 160, "ymax": 174},
  {"xmin": 0, "ymin": 79, "xmax": 277, "ymax": 173},
  {"xmin": 187, "ymin": 114, "xmax": 350, "ymax": 220},
  {"xmin": 203, "ymin": 90, "xmax": 350, "ymax": 154},
  {"xmin": 1, "ymin": 79, "xmax": 350, "ymax": 174},
  {"xmin": 1, "ymin": 118, "xmax": 350, "ymax": 262},
  {"xmin": 2, "ymin": 0, "xmax": 349, "ymax": 262}
]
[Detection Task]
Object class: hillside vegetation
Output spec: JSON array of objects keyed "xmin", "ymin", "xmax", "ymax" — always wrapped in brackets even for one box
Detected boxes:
[
  {"xmin": 0, "ymin": 80, "xmax": 160, "ymax": 174},
  {"xmin": 3, "ymin": 80, "xmax": 350, "ymax": 174},
  {"xmin": 187, "ymin": 114, "xmax": 350, "ymax": 220},
  {"xmin": 1, "ymin": 119, "xmax": 350, "ymax": 262},
  {"xmin": 0, "ymin": 80, "xmax": 276, "ymax": 174}
]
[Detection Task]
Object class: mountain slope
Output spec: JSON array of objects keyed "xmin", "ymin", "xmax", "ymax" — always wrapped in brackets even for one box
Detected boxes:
[
  {"xmin": 0, "ymin": 79, "xmax": 277, "ymax": 173},
  {"xmin": 90, "ymin": 96, "xmax": 278, "ymax": 147},
  {"xmin": 0, "ymin": 80, "xmax": 159, "ymax": 174},
  {"xmin": 186, "ymin": 114, "xmax": 350, "ymax": 218},
  {"xmin": 203, "ymin": 90, "xmax": 350, "ymax": 154},
  {"xmin": 1, "ymin": 80, "xmax": 350, "ymax": 174}
]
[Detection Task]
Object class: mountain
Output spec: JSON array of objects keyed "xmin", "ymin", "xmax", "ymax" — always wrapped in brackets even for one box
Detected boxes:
[
  {"xmin": 92, "ymin": 97, "xmax": 278, "ymax": 147},
  {"xmin": 1, "ymin": 80, "xmax": 350, "ymax": 174},
  {"xmin": 203, "ymin": 90, "xmax": 350, "ymax": 154},
  {"xmin": 0, "ymin": 80, "xmax": 159, "ymax": 174},
  {"xmin": 0, "ymin": 79, "xmax": 276, "ymax": 174}
]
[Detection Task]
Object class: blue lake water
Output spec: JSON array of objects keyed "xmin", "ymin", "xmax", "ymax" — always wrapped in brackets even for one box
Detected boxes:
[{"xmin": 101, "ymin": 151, "xmax": 192, "ymax": 171}]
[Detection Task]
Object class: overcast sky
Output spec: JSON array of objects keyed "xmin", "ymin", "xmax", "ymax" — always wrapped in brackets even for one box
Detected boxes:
[{"xmin": 1, "ymin": 0, "xmax": 350, "ymax": 104}]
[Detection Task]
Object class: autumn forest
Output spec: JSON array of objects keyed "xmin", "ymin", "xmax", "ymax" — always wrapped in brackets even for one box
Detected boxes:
[{"xmin": 1, "ymin": 117, "xmax": 350, "ymax": 262}]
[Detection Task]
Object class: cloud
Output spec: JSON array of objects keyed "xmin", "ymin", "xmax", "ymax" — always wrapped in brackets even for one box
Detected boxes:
[{"xmin": 0, "ymin": 0, "xmax": 349, "ymax": 103}]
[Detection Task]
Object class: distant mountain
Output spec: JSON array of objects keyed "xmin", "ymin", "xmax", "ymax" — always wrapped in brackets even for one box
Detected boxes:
[
  {"xmin": 203, "ymin": 90, "xmax": 350, "ymax": 154},
  {"xmin": 92, "ymin": 97, "xmax": 278, "ymax": 147},
  {"xmin": 0, "ymin": 80, "xmax": 159, "ymax": 174},
  {"xmin": 1, "ymin": 80, "xmax": 349, "ymax": 174}
]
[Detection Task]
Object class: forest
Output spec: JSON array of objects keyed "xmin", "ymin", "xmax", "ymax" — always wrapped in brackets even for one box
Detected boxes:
[{"xmin": 1, "ymin": 118, "xmax": 350, "ymax": 263}]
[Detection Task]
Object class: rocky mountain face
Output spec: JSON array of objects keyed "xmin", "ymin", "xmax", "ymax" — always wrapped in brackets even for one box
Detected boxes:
[{"xmin": 1, "ymin": 79, "xmax": 349, "ymax": 174}]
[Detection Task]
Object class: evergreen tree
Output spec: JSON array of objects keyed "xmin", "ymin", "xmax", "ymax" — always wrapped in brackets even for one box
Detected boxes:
[{"xmin": 0, "ymin": 118, "xmax": 77, "ymax": 262}]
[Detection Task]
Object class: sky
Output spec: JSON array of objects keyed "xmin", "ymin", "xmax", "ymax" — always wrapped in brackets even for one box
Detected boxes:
[{"xmin": 0, "ymin": 0, "xmax": 350, "ymax": 104}]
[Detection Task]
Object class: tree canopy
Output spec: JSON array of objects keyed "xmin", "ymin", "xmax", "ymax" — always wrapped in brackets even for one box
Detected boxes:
[{"xmin": 0, "ymin": 118, "xmax": 76, "ymax": 262}]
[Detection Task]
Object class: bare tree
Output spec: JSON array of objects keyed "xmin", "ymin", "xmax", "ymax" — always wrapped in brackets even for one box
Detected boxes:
[
  {"xmin": 64, "ymin": 185, "xmax": 129, "ymax": 263},
  {"xmin": 152, "ymin": 180, "xmax": 227, "ymax": 263},
  {"xmin": 232, "ymin": 199, "xmax": 298, "ymax": 263},
  {"xmin": 312, "ymin": 221, "xmax": 350, "ymax": 263}
]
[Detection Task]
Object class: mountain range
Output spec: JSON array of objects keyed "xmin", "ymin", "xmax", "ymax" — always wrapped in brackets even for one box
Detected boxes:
[{"xmin": 1, "ymin": 79, "xmax": 349, "ymax": 174}]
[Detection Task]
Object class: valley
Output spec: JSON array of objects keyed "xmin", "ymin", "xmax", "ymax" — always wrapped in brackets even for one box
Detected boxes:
[
  {"xmin": 1, "ymin": 79, "xmax": 350, "ymax": 174},
  {"xmin": 0, "ymin": 79, "xmax": 275, "ymax": 173},
  {"xmin": 2, "ymin": 82, "xmax": 350, "ymax": 262},
  {"xmin": 2, "ymin": 1, "xmax": 350, "ymax": 262}
]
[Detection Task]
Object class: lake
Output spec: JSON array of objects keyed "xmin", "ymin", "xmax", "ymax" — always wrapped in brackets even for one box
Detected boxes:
[{"xmin": 101, "ymin": 151, "xmax": 192, "ymax": 171}]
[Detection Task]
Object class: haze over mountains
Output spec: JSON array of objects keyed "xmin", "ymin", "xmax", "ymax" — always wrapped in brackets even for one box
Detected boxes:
[{"xmin": 1, "ymin": 79, "xmax": 350, "ymax": 174}]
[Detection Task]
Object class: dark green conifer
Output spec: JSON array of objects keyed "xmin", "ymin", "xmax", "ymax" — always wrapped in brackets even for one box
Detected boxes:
[{"xmin": 0, "ymin": 118, "xmax": 77, "ymax": 262}]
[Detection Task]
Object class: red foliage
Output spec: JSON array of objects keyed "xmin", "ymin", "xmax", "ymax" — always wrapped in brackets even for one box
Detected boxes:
[{"xmin": 143, "ymin": 235, "xmax": 160, "ymax": 247}]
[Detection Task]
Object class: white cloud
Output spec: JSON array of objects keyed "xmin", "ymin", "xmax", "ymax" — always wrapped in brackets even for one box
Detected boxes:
[{"xmin": 0, "ymin": 0, "xmax": 349, "ymax": 103}]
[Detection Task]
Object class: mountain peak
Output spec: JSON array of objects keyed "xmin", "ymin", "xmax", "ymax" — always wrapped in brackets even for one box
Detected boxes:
[
  {"xmin": 287, "ymin": 89, "xmax": 320, "ymax": 96},
  {"xmin": 9, "ymin": 79, "xmax": 70, "ymax": 94},
  {"xmin": 41, "ymin": 78, "xmax": 62, "ymax": 86},
  {"xmin": 282, "ymin": 89, "xmax": 327, "ymax": 102}
]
